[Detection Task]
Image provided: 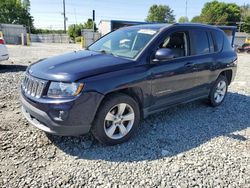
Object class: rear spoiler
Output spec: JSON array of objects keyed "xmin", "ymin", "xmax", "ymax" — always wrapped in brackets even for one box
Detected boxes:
[{"xmin": 217, "ymin": 26, "xmax": 237, "ymax": 47}]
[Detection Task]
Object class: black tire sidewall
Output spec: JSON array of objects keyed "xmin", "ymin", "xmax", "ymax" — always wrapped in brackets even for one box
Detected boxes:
[
  {"xmin": 91, "ymin": 94, "xmax": 140, "ymax": 145},
  {"xmin": 209, "ymin": 75, "xmax": 228, "ymax": 107}
]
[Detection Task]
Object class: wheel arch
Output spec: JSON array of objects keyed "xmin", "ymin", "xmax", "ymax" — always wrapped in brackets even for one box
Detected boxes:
[
  {"xmin": 95, "ymin": 87, "xmax": 144, "ymax": 120},
  {"xmin": 219, "ymin": 70, "xmax": 233, "ymax": 85}
]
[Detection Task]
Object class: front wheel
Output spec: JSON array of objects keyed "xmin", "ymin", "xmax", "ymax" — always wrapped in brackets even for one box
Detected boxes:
[
  {"xmin": 91, "ymin": 93, "xmax": 140, "ymax": 145},
  {"xmin": 208, "ymin": 75, "xmax": 228, "ymax": 107}
]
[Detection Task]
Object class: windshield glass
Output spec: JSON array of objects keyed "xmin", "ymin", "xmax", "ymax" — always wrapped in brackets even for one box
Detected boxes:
[{"xmin": 88, "ymin": 28, "xmax": 158, "ymax": 59}]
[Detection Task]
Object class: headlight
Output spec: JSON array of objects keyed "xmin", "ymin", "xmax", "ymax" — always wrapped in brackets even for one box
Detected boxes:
[{"xmin": 47, "ymin": 82, "xmax": 84, "ymax": 98}]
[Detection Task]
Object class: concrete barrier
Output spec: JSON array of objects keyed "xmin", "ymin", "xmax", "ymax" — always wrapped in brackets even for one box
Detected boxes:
[{"xmin": 30, "ymin": 34, "xmax": 70, "ymax": 43}]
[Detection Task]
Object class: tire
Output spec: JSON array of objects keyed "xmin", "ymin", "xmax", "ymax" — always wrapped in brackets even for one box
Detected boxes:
[
  {"xmin": 208, "ymin": 75, "xmax": 228, "ymax": 107},
  {"xmin": 91, "ymin": 93, "xmax": 140, "ymax": 145},
  {"xmin": 247, "ymin": 50, "xmax": 250, "ymax": 54}
]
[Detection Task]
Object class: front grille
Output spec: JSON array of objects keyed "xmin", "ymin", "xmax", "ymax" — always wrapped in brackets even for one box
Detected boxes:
[{"xmin": 22, "ymin": 74, "xmax": 47, "ymax": 98}]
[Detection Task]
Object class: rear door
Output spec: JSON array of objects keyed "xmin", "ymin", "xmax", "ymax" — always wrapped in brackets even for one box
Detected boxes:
[{"xmin": 188, "ymin": 29, "xmax": 215, "ymax": 93}]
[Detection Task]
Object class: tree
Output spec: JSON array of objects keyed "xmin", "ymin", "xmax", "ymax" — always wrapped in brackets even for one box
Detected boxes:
[
  {"xmin": 191, "ymin": 16, "xmax": 202, "ymax": 23},
  {"xmin": 22, "ymin": 0, "xmax": 30, "ymax": 11},
  {"xmin": 67, "ymin": 19, "xmax": 97, "ymax": 41},
  {"xmin": 16, "ymin": 0, "xmax": 21, "ymax": 6},
  {"xmin": 242, "ymin": 16, "xmax": 250, "ymax": 33},
  {"xmin": 178, "ymin": 16, "xmax": 189, "ymax": 23},
  {"xmin": 198, "ymin": 1, "xmax": 240, "ymax": 25},
  {"xmin": 67, "ymin": 24, "xmax": 84, "ymax": 40},
  {"xmin": 240, "ymin": 4, "xmax": 250, "ymax": 33},
  {"xmin": 146, "ymin": 4, "xmax": 175, "ymax": 23},
  {"xmin": 0, "ymin": 0, "xmax": 34, "ymax": 29},
  {"xmin": 32, "ymin": 29, "xmax": 65, "ymax": 34},
  {"xmin": 83, "ymin": 19, "xmax": 97, "ymax": 31},
  {"xmin": 240, "ymin": 4, "xmax": 250, "ymax": 19}
]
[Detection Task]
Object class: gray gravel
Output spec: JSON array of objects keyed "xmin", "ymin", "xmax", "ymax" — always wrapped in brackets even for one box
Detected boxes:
[{"xmin": 0, "ymin": 43, "xmax": 250, "ymax": 187}]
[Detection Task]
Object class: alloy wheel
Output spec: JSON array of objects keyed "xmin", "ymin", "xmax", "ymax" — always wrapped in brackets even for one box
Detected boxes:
[
  {"xmin": 214, "ymin": 80, "xmax": 227, "ymax": 103},
  {"xmin": 104, "ymin": 103, "xmax": 135, "ymax": 140}
]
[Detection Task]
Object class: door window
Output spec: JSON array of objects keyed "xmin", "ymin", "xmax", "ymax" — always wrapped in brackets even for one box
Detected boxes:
[
  {"xmin": 191, "ymin": 30, "xmax": 210, "ymax": 55},
  {"xmin": 208, "ymin": 32, "xmax": 215, "ymax": 53},
  {"xmin": 158, "ymin": 31, "xmax": 189, "ymax": 59},
  {"xmin": 212, "ymin": 30, "xmax": 224, "ymax": 52}
]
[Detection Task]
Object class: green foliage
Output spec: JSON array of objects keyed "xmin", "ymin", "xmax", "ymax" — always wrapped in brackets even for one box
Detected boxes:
[
  {"xmin": 75, "ymin": 36, "xmax": 82, "ymax": 43},
  {"xmin": 191, "ymin": 16, "xmax": 202, "ymax": 23},
  {"xmin": 198, "ymin": 1, "xmax": 240, "ymax": 25},
  {"xmin": 146, "ymin": 4, "xmax": 175, "ymax": 23},
  {"xmin": 241, "ymin": 4, "xmax": 250, "ymax": 33},
  {"xmin": 83, "ymin": 19, "xmax": 97, "ymax": 30},
  {"xmin": 67, "ymin": 19, "xmax": 97, "ymax": 41},
  {"xmin": 0, "ymin": 0, "xmax": 33, "ymax": 29},
  {"xmin": 22, "ymin": 0, "xmax": 30, "ymax": 11},
  {"xmin": 241, "ymin": 4, "xmax": 250, "ymax": 19},
  {"xmin": 32, "ymin": 29, "xmax": 65, "ymax": 34},
  {"xmin": 67, "ymin": 24, "xmax": 84, "ymax": 40},
  {"xmin": 178, "ymin": 16, "xmax": 189, "ymax": 23},
  {"xmin": 242, "ymin": 16, "xmax": 250, "ymax": 33}
]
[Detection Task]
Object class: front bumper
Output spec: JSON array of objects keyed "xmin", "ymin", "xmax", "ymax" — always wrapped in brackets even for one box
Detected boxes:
[{"xmin": 21, "ymin": 91, "xmax": 104, "ymax": 136}]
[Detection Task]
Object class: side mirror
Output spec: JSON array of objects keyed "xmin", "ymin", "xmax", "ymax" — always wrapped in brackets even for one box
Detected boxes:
[{"xmin": 153, "ymin": 48, "xmax": 175, "ymax": 63}]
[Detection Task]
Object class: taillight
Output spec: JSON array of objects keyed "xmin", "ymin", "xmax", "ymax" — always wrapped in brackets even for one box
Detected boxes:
[{"xmin": 0, "ymin": 39, "xmax": 5, "ymax": 44}]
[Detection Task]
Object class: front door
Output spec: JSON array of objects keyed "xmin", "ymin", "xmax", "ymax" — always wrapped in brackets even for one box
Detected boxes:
[{"xmin": 149, "ymin": 30, "xmax": 200, "ymax": 111}]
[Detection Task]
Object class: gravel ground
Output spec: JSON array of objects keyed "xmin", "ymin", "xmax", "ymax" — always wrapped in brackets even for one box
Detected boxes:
[{"xmin": 0, "ymin": 43, "xmax": 249, "ymax": 187}]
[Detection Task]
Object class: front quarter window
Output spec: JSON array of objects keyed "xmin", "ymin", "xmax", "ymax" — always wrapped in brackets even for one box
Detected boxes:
[{"xmin": 88, "ymin": 28, "xmax": 158, "ymax": 59}]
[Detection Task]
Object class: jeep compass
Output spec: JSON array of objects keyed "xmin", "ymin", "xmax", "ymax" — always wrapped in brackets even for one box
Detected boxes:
[{"xmin": 21, "ymin": 24, "xmax": 237, "ymax": 145}]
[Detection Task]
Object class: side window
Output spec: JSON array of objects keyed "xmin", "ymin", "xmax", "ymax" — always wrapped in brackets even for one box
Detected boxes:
[
  {"xmin": 191, "ymin": 30, "xmax": 210, "ymax": 55},
  {"xmin": 222, "ymin": 34, "xmax": 233, "ymax": 51},
  {"xmin": 212, "ymin": 31, "xmax": 224, "ymax": 52},
  {"xmin": 159, "ymin": 31, "xmax": 189, "ymax": 58}
]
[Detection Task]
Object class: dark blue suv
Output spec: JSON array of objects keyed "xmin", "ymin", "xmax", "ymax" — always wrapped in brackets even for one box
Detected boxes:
[{"xmin": 21, "ymin": 23, "xmax": 237, "ymax": 145}]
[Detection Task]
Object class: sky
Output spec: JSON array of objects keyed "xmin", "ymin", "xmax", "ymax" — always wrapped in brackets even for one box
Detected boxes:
[{"xmin": 30, "ymin": 0, "xmax": 249, "ymax": 30}]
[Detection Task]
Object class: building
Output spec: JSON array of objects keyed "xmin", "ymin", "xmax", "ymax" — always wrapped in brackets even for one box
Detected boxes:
[
  {"xmin": 81, "ymin": 29, "xmax": 101, "ymax": 47},
  {"xmin": 235, "ymin": 32, "xmax": 250, "ymax": 46},
  {"xmin": 0, "ymin": 24, "xmax": 27, "ymax": 44},
  {"xmin": 98, "ymin": 20, "xmax": 149, "ymax": 36}
]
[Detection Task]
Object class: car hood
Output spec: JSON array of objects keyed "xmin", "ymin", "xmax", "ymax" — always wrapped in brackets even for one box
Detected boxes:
[{"xmin": 28, "ymin": 50, "xmax": 134, "ymax": 82}]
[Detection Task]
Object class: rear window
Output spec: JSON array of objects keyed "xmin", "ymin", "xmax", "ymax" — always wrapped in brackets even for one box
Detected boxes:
[
  {"xmin": 212, "ymin": 31, "xmax": 224, "ymax": 52},
  {"xmin": 191, "ymin": 30, "xmax": 210, "ymax": 55},
  {"xmin": 223, "ymin": 29, "xmax": 234, "ymax": 46}
]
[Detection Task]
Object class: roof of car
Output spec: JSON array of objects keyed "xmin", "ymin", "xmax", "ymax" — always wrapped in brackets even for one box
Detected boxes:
[
  {"xmin": 122, "ymin": 24, "xmax": 172, "ymax": 30},
  {"xmin": 124, "ymin": 23, "xmax": 237, "ymax": 31}
]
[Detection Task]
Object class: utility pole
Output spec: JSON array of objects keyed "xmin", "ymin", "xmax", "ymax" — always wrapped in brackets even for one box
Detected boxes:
[
  {"xmin": 237, "ymin": 22, "xmax": 244, "ymax": 32},
  {"xmin": 92, "ymin": 10, "xmax": 95, "ymax": 41},
  {"xmin": 185, "ymin": 0, "xmax": 188, "ymax": 19},
  {"xmin": 63, "ymin": 0, "xmax": 66, "ymax": 33}
]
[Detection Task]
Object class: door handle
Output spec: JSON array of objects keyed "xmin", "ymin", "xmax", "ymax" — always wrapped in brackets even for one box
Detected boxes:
[{"xmin": 184, "ymin": 62, "xmax": 195, "ymax": 67}]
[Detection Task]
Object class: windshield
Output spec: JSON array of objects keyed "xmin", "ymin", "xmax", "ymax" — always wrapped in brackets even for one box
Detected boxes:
[{"xmin": 88, "ymin": 28, "xmax": 158, "ymax": 59}]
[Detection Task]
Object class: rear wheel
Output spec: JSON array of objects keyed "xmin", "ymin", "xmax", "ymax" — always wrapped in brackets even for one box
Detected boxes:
[
  {"xmin": 91, "ymin": 93, "xmax": 140, "ymax": 145},
  {"xmin": 208, "ymin": 75, "xmax": 228, "ymax": 107}
]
